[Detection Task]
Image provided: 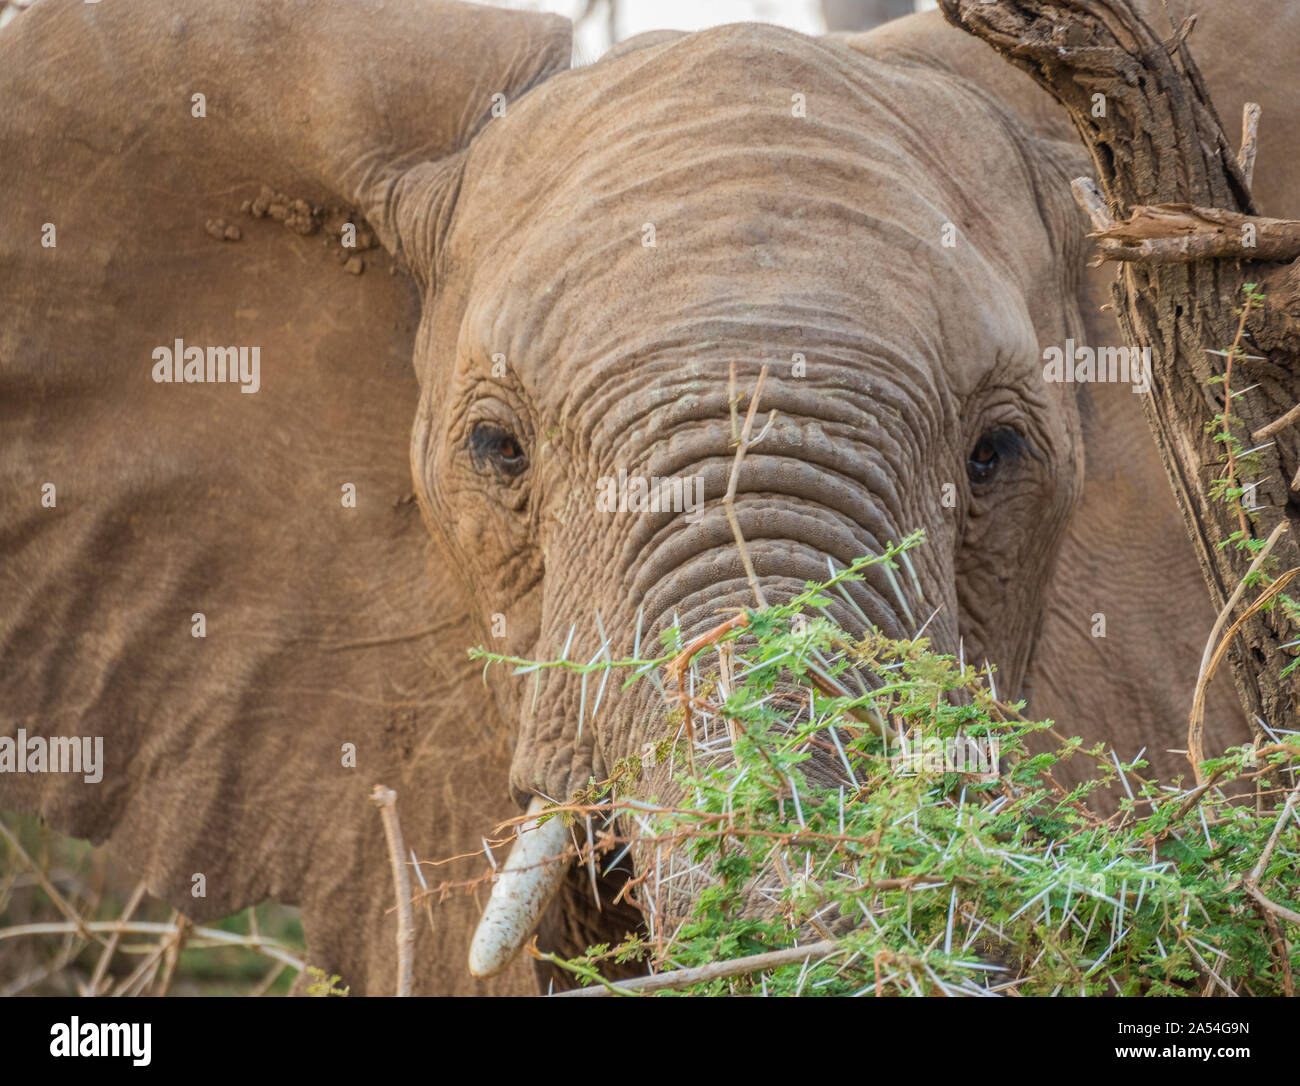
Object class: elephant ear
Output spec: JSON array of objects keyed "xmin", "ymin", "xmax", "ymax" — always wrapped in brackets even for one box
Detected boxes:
[{"xmin": 0, "ymin": 0, "xmax": 569, "ymax": 994}]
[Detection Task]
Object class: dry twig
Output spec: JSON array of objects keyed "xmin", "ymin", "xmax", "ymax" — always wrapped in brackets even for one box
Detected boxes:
[
  {"xmin": 1188, "ymin": 520, "xmax": 1296, "ymax": 778},
  {"xmin": 1241, "ymin": 777, "xmax": 1300, "ymax": 945},
  {"xmin": 724, "ymin": 361, "xmax": 776, "ymax": 609},
  {"xmin": 552, "ymin": 938, "xmax": 842, "ymax": 997},
  {"xmin": 1084, "ymin": 204, "xmax": 1300, "ymax": 263},
  {"xmin": 0, "ymin": 920, "xmax": 304, "ymax": 970},
  {"xmin": 370, "ymin": 784, "xmax": 415, "ymax": 997},
  {"xmin": 85, "ymin": 880, "xmax": 147, "ymax": 996},
  {"xmin": 1238, "ymin": 102, "xmax": 1261, "ymax": 189},
  {"xmin": 0, "ymin": 819, "xmax": 106, "ymax": 948},
  {"xmin": 1252, "ymin": 401, "xmax": 1300, "ymax": 443}
]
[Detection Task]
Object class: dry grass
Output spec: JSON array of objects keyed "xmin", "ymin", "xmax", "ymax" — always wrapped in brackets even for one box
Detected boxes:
[{"xmin": 0, "ymin": 812, "xmax": 304, "ymax": 996}]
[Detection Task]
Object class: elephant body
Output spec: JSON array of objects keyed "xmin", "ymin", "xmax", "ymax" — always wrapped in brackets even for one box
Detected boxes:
[{"xmin": 1, "ymin": 0, "xmax": 1289, "ymax": 993}]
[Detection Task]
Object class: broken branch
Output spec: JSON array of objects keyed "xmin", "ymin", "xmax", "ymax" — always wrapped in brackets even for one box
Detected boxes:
[{"xmin": 1087, "ymin": 204, "xmax": 1300, "ymax": 264}]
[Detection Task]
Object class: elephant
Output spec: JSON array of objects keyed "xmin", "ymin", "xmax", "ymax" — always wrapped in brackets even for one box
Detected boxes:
[{"xmin": 2, "ymin": 0, "xmax": 1290, "ymax": 995}]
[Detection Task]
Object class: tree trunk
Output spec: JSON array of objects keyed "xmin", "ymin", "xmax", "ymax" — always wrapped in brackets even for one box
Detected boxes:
[{"xmin": 938, "ymin": 0, "xmax": 1300, "ymax": 770}]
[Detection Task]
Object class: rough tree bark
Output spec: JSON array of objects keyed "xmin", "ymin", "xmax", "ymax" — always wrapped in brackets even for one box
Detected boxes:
[{"xmin": 939, "ymin": 0, "xmax": 1300, "ymax": 772}]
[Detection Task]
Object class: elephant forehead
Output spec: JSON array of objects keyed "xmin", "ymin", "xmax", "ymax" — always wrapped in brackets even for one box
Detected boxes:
[
  {"xmin": 457, "ymin": 22, "xmax": 1051, "ymax": 264},
  {"xmin": 450, "ymin": 23, "xmax": 1057, "ymax": 386}
]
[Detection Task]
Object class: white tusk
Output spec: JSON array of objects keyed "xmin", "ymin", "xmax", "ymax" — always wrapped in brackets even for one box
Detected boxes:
[{"xmin": 468, "ymin": 796, "xmax": 570, "ymax": 978}]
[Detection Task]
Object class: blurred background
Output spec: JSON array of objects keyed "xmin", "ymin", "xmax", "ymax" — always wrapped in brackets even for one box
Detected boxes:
[
  {"xmin": 0, "ymin": 0, "xmax": 939, "ymax": 41},
  {"xmin": 506, "ymin": 0, "xmax": 937, "ymax": 60}
]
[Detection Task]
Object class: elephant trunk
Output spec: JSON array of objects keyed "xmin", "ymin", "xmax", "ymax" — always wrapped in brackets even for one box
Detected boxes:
[{"xmin": 471, "ymin": 375, "xmax": 962, "ymax": 976}]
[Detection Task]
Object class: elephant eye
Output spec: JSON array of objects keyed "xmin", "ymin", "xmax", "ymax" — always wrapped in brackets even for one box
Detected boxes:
[
  {"xmin": 468, "ymin": 422, "xmax": 528, "ymax": 477},
  {"xmin": 968, "ymin": 437, "xmax": 998, "ymax": 481},
  {"xmin": 967, "ymin": 428, "xmax": 1026, "ymax": 485}
]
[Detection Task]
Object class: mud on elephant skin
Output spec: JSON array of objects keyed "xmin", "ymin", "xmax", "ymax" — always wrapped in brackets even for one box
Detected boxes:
[{"xmin": 2, "ymin": 0, "xmax": 1276, "ymax": 993}]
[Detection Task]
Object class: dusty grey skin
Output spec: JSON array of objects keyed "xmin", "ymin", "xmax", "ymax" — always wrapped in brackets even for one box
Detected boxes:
[{"xmin": 4, "ymin": 0, "xmax": 1287, "ymax": 992}]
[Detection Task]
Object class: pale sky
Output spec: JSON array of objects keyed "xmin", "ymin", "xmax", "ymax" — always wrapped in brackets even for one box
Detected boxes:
[
  {"xmin": 0, "ymin": 1, "xmax": 938, "ymax": 47},
  {"xmin": 491, "ymin": 0, "xmax": 937, "ymax": 61}
]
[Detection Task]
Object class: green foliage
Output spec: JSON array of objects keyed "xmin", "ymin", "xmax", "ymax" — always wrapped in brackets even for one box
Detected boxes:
[
  {"xmin": 480, "ymin": 536, "xmax": 1300, "ymax": 996},
  {"xmin": 1207, "ymin": 283, "xmax": 1300, "ymax": 675},
  {"xmin": 304, "ymin": 966, "xmax": 349, "ymax": 997}
]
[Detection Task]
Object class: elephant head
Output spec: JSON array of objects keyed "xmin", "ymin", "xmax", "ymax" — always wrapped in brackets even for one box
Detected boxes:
[
  {"xmin": 423, "ymin": 17, "xmax": 1102, "ymax": 976},
  {"xmin": 2, "ymin": 0, "xmax": 1259, "ymax": 993}
]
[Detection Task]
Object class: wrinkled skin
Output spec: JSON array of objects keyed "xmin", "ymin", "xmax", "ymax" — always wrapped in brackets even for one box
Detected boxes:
[
  {"xmin": 432, "ymin": 17, "xmax": 1094, "ymax": 852},
  {"xmin": 2, "ymin": 0, "xmax": 1291, "ymax": 993}
]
